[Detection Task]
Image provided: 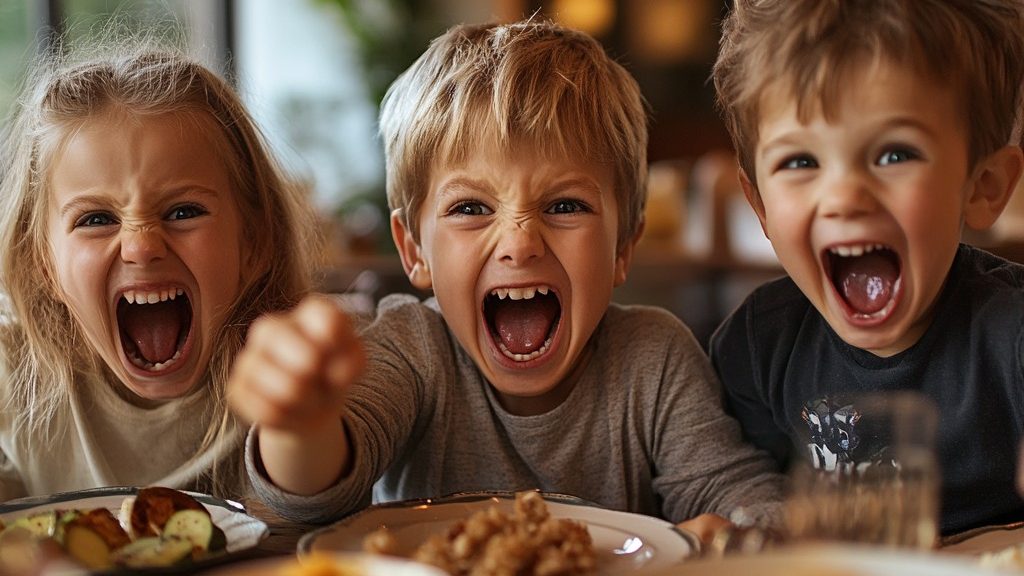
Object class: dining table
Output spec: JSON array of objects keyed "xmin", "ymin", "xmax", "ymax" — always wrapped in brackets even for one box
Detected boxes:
[
  {"xmin": 223, "ymin": 496, "xmax": 316, "ymax": 560},
  {"xmin": 188, "ymin": 494, "xmax": 1024, "ymax": 576}
]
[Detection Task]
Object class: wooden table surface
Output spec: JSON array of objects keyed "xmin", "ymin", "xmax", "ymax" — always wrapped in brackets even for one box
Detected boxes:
[{"xmin": 240, "ymin": 497, "xmax": 319, "ymax": 558}]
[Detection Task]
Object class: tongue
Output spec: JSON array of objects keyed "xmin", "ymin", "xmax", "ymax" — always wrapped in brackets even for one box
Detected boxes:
[
  {"xmin": 122, "ymin": 301, "xmax": 184, "ymax": 364},
  {"xmin": 836, "ymin": 251, "xmax": 899, "ymax": 315},
  {"xmin": 493, "ymin": 296, "xmax": 560, "ymax": 355}
]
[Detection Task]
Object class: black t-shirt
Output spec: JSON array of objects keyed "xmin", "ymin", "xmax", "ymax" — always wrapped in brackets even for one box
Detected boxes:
[{"xmin": 710, "ymin": 243, "xmax": 1024, "ymax": 535}]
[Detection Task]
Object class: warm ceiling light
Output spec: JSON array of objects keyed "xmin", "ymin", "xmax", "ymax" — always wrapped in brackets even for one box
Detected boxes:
[{"xmin": 552, "ymin": 0, "xmax": 615, "ymax": 37}]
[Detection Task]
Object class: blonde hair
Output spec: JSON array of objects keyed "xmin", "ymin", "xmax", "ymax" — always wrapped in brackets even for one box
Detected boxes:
[
  {"xmin": 0, "ymin": 39, "xmax": 321, "ymax": 495},
  {"xmin": 713, "ymin": 0, "xmax": 1024, "ymax": 184},
  {"xmin": 379, "ymin": 19, "xmax": 648, "ymax": 250}
]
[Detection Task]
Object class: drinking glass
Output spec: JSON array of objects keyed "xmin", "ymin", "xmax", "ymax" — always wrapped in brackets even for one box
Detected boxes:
[{"xmin": 784, "ymin": 391, "xmax": 939, "ymax": 549}]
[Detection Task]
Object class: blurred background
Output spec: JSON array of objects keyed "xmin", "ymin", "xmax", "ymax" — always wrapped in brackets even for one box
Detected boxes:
[{"xmin": 2, "ymin": 0, "xmax": 1022, "ymax": 347}]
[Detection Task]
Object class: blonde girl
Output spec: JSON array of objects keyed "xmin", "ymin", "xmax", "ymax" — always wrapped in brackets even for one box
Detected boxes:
[{"xmin": 0, "ymin": 39, "xmax": 320, "ymax": 501}]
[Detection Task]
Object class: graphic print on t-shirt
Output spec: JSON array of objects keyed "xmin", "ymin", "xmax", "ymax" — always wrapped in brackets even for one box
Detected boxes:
[
  {"xmin": 801, "ymin": 396, "xmax": 896, "ymax": 475},
  {"xmin": 802, "ymin": 397, "xmax": 861, "ymax": 472}
]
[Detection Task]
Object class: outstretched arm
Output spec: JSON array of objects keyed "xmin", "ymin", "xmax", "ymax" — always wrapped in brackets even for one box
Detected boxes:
[{"xmin": 228, "ymin": 295, "xmax": 365, "ymax": 495}]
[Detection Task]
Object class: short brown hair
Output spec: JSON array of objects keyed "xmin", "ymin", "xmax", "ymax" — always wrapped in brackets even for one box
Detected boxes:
[
  {"xmin": 379, "ymin": 19, "xmax": 649, "ymax": 250},
  {"xmin": 713, "ymin": 0, "xmax": 1024, "ymax": 183}
]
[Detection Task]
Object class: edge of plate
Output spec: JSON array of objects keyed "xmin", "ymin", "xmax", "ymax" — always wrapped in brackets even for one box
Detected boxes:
[
  {"xmin": 942, "ymin": 521, "xmax": 1024, "ymax": 548},
  {"xmin": 0, "ymin": 486, "xmax": 247, "ymax": 516},
  {"xmin": 0, "ymin": 486, "xmax": 269, "ymax": 575},
  {"xmin": 297, "ymin": 490, "xmax": 701, "ymax": 557}
]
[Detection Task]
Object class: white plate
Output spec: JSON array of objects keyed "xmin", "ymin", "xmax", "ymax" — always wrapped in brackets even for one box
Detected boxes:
[
  {"xmin": 0, "ymin": 486, "xmax": 269, "ymax": 572},
  {"xmin": 203, "ymin": 552, "xmax": 446, "ymax": 576},
  {"xmin": 298, "ymin": 491, "xmax": 699, "ymax": 575},
  {"xmin": 655, "ymin": 543, "xmax": 987, "ymax": 576}
]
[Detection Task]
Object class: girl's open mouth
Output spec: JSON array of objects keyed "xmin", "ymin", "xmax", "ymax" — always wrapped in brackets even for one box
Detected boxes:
[
  {"xmin": 823, "ymin": 243, "xmax": 902, "ymax": 322},
  {"xmin": 483, "ymin": 285, "xmax": 561, "ymax": 363},
  {"xmin": 117, "ymin": 288, "xmax": 194, "ymax": 372}
]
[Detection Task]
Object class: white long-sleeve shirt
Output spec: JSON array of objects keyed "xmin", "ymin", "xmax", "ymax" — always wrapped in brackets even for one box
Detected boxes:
[{"xmin": 0, "ymin": 369, "xmax": 247, "ymax": 503}]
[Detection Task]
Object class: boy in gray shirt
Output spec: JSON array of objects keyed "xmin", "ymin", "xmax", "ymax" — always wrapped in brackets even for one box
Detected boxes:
[{"xmin": 227, "ymin": 18, "xmax": 783, "ymax": 540}]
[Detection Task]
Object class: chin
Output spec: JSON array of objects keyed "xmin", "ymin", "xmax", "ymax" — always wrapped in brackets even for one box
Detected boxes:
[
  {"xmin": 489, "ymin": 373, "xmax": 561, "ymax": 397},
  {"xmin": 832, "ymin": 323, "xmax": 913, "ymax": 357},
  {"xmin": 117, "ymin": 370, "xmax": 202, "ymax": 401}
]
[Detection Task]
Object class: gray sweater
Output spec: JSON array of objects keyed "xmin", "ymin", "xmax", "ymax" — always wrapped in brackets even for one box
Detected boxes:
[{"xmin": 247, "ymin": 295, "xmax": 784, "ymax": 525}]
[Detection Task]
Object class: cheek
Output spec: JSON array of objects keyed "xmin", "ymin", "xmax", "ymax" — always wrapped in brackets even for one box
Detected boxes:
[
  {"xmin": 896, "ymin": 189, "xmax": 962, "ymax": 246},
  {"xmin": 50, "ymin": 239, "xmax": 103, "ymax": 307},
  {"xmin": 193, "ymin": 236, "xmax": 245, "ymax": 297}
]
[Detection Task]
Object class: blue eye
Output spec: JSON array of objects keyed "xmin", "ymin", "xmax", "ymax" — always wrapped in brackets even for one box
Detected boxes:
[
  {"xmin": 167, "ymin": 204, "xmax": 208, "ymax": 220},
  {"xmin": 75, "ymin": 212, "xmax": 116, "ymax": 228},
  {"xmin": 547, "ymin": 199, "xmax": 590, "ymax": 214},
  {"xmin": 448, "ymin": 201, "xmax": 492, "ymax": 216},
  {"xmin": 878, "ymin": 148, "xmax": 919, "ymax": 166},
  {"xmin": 780, "ymin": 155, "xmax": 818, "ymax": 170}
]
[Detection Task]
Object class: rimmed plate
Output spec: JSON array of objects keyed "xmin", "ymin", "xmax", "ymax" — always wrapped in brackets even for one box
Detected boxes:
[
  {"xmin": 0, "ymin": 486, "xmax": 269, "ymax": 573},
  {"xmin": 657, "ymin": 543, "xmax": 987, "ymax": 576},
  {"xmin": 941, "ymin": 521, "xmax": 1024, "ymax": 555},
  {"xmin": 298, "ymin": 491, "xmax": 699, "ymax": 575},
  {"xmin": 202, "ymin": 551, "xmax": 446, "ymax": 576}
]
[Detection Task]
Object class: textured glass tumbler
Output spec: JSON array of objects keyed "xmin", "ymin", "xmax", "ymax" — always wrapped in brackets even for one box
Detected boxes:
[{"xmin": 784, "ymin": 391, "xmax": 939, "ymax": 549}]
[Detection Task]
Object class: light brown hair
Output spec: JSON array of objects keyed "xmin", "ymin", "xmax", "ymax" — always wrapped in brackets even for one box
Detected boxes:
[
  {"xmin": 0, "ymin": 39, "xmax": 321, "ymax": 496},
  {"xmin": 379, "ymin": 18, "xmax": 649, "ymax": 250},
  {"xmin": 713, "ymin": 0, "xmax": 1024, "ymax": 184}
]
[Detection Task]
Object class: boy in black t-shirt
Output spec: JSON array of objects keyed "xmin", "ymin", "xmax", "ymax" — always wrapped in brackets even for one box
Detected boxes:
[{"xmin": 710, "ymin": 0, "xmax": 1024, "ymax": 535}]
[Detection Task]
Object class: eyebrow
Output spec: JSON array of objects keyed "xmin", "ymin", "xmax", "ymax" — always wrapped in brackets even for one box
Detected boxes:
[
  {"xmin": 436, "ymin": 177, "xmax": 489, "ymax": 197},
  {"xmin": 881, "ymin": 117, "xmax": 942, "ymax": 139},
  {"xmin": 759, "ymin": 117, "xmax": 941, "ymax": 159},
  {"xmin": 437, "ymin": 175, "xmax": 604, "ymax": 196},
  {"xmin": 547, "ymin": 177, "xmax": 603, "ymax": 195}
]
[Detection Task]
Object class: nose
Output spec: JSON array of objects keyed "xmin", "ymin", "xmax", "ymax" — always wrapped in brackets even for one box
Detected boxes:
[
  {"xmin": 494, "ymin": 216, "xmax": 545, "ymax": 266},
  {"xmin": 120, "ymin": 224, "xmax": 167, "ymax": 265},
  {"xmin": 818, "ymin": 168, "xmax": 881, "ymax": 219}
]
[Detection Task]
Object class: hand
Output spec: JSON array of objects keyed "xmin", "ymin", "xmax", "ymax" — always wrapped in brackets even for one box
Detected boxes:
[
  {"xmin": 677, "ymin": 513, "xmax": 733, "ymax": 548},
  {"xmin": 228, "ymin": 294, "xmax": 365, "ymax": 434},
  {"xmin": 228, "ymin": 295, "xmax": 366, "ymax": 494}
]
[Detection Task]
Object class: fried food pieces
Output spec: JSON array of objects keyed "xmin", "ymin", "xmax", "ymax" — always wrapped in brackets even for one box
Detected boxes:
[{"xmin": 364, "ymin": 491, "xmax": 596, "ymax": 576}]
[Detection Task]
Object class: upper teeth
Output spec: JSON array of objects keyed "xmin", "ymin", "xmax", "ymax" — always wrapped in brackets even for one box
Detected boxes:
[
  {"xmin": 830, "ymin": 243, "xmax": 886, "ymax": 258},
  {"xmin": 490, "ymin": 285, "xmax": 550, "ymax": 300},
  {"xmin": 123, "ymin": 288, "xmax": 184, "ymax": 305}
]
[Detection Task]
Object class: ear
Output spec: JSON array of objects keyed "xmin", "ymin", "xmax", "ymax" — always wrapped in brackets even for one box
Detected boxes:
[
  {"xmin": 390, "ymin": 209, "xmax": 433, "ymax": 291},
  {"xmin": 613, "ymin": 219, "xmax": 644, "ymax": 287},
  {"xmin": 964, "ymin": 144, "xmax": 1024, "ymax": 230},
  {"xmin": 739, "ymin": 168, "xmax": 769, "ymax": 238}
]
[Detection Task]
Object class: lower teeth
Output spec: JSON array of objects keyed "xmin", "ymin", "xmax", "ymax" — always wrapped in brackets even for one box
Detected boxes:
[
  {"xmin": 498, "ymin": 337, "xmax": 552, "ymax": 362},
  {"xmin": 128, "ymin": 349, "xmax": 182, "ymax": 372}
]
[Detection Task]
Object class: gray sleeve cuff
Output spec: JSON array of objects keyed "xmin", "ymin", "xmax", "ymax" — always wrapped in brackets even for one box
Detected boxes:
[{"xmin": 243, "ymin": 424, "xmax": 369, "ymax": 524}]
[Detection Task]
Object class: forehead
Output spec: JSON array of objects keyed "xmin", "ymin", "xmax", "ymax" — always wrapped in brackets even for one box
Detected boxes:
[
  {"xmin": 756, "ymin": 59, "xmax": 961, "ymax": 137},
  {"xmin": 430, "ymin": 141, "xmax": 614, "ymax": 192},
  {"xmin": 49, "ymin": 110, "xmax": 234, "ymax": 200}
]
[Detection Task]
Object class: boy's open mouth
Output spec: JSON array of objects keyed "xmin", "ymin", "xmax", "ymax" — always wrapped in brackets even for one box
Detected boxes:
[
  {"xmin": 117, "ymin": 288, "xmax": 193, "ymax": 372},
  {"xmin": 484, "ymin": 285, "xmax": 561, "ymax": 362},
  {"xmin": 824, "ymin": 243, "xmax": 902, "ymax": 319}
]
